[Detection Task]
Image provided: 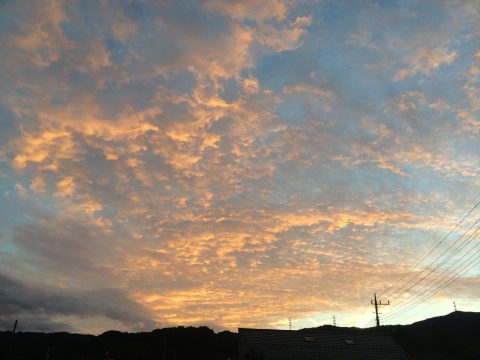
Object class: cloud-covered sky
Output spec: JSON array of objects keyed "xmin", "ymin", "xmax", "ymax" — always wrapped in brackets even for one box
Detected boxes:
[{"xmin": 1, "ymin": 0, "xmax": 479, "ymax": 333}]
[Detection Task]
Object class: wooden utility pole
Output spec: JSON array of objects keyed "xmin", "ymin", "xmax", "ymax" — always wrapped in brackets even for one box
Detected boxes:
[
  {"xmin": 12, "ymin": 320, "xmax": 17, "ymax": 333},
  {"xmin": 371, "ymin": 293, "xmax": 390, "ymax": 327}
]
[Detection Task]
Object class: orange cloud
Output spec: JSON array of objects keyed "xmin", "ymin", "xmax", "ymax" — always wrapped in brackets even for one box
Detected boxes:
[{"xmin": 394, "ymin": 47, "xmax": 457, "ymax": 80}]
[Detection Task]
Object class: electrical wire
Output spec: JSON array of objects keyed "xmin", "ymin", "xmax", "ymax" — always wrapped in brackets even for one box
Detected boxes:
[
  {"xmin": 379, "ymin": 197, "xmax": 480, "ymax": 299},
  {"xmin": 385, "ymin": 221, "xmax": 480, "ymax": 308},
  {"xmin": 381, "ymin": 255, "xmax": 480, "ymax": 324},
  {"xmin": 385, "ymin": 214, "xmax": 480, "ymax": 302},
  {"xmin": 381, "ymin": 239, "xmax": 480, "ymax": 323},
  {"xmin": 360, "ymin": 196, "xmax": 480, "ymax": 327}
]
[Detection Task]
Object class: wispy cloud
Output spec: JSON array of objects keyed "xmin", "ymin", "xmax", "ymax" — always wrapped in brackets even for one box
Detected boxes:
[{"xmin": 394, "ymin": 46, "xmax": 458, "ymax": 81}]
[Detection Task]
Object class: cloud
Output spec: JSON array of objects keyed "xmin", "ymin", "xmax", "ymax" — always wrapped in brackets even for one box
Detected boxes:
[
  {"xmin": 10, "ymin": 214, "xmax": 128, "ymax": 285},
  {"xmin": 283, "ymin": 83, "xmax": 333, "ymax": 98},
  {"xmin": 462, "ymin": 48, "xmax": 480, "ymax": 122},
  {"xmin": 394, "ymin": 46, "xmax": 458, "ymax": 80},
  {"xmin": 1, "ymin": 0, "xmax": 480, "ymax": 333},
  {"xmin": 254, "ymin": 16, "xmax": 313, "ymax": 52},
  {"xmin": 205, "ymin": 1, "xmax": 311, "ymax": 54},
  {"xmin": 347, "ymin": 26, "xmax": 376, "ymax": 49},
  {"xmin": 0, "ymin": 273, "xmax": 156, "ymax": 332},
  {"xmin": 204, "ymin": 0, "xmax": 289, "ymax": 21}
]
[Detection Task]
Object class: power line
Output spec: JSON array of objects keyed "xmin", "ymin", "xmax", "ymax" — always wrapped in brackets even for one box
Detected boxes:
[
  {"xmin": 369, "ymin": 219, "xmax": 480, "ymax": 325},
  {"xmin": 388, "ymin": 240, "xmax": 480, "ymax": 316},
  {"xmin": 381, "ymin": 241, "xmax": 480, "ymax": 323},
  {"xmin": 381, "ymin": 257, "xmax": 479, "ymax": 324},
  {"xmin": 387, "ymin": 245, "xmax": 480, "ymax": 317},
  {"xmin": 366, "ymin": 237, "xmax": 480, "ymax": 327},
  {"xmin": 354, "ymin": 302, "xmax": 376, "ymax": 328},
  {"xmin": 379, "ymin": 197, "xmax": 480, "ymax": 299},
  {"xmin": 385, "ymin": 221, "xmax": 480, "ymax": 309},
  {"xmin": 382, "ymin": 240, "xmax": 480, "ymax": 322},
  {"xmin": 385, "ymin": 214, "xmax": 480, "ymax": 302},
  {"xmin": 390, "ymin": 257, "xmax": 480, "ymax": 319},
  {"xmin": 361, "ymin": 196, "xmax": 480, "ymax": 327}
]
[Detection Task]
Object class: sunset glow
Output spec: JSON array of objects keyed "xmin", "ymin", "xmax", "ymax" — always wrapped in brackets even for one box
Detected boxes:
[{"xmin": 1, "ymin": 0, "xmax": 479, "ymax": 334}]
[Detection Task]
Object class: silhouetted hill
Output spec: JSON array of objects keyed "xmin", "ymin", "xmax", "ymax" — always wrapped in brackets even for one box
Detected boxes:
[
  {"xmin": 391, "ymin": 311, "xmax": 480, "ymax": 360},
  {"xmin": 1, "ymin": 312, "xmax": 479, "ymax": 359},
  {"xmin": 405, "ymin": 310, "xmax": 480, "ymax": 332}
]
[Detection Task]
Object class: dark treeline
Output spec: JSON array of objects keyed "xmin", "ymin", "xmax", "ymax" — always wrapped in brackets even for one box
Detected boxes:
[
  {"xmin": 0, "ymin": 326, "xmax": 238, "ymax": 360},
  {"xmin": 1, "ymin": 311, "xmax": 479, "ymax": 359}
]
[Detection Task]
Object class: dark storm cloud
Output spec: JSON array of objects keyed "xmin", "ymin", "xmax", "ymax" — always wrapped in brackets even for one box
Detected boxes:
[
  {"xmin": 13, "ymin": 215, "xmax": 121, "ymax": 278},
  {"xmin": 0, "ymin": 315, "xmax": 75, "ymax": 333},
  {"xmin": 0, "ymin": 273, "xmax": 156, "ymax": 332}
]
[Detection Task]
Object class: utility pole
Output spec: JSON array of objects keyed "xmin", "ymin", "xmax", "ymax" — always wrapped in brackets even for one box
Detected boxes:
[
  {"xmin": 333, "ymin": 315, "xmax": 336, "ymax": 327},
  {"xmin": 453, "ymin": 301, "xmax": 457, "ymax": 312},
  {"xmin": 371, "ymin": 293, "xmax": 390, "ymax": 327},
  {"xmin": 12, "ymin": 320, "xmax": 17, "ymax": 333},
  {"xmin": 288, "ymin": 318, "xmax": 292, "ymax": 330}
]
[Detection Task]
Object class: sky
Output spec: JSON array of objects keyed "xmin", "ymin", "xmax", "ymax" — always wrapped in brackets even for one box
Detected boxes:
[{"xmin": 0, "ymin": 0, "xmax": 480, "ymax": 334}]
